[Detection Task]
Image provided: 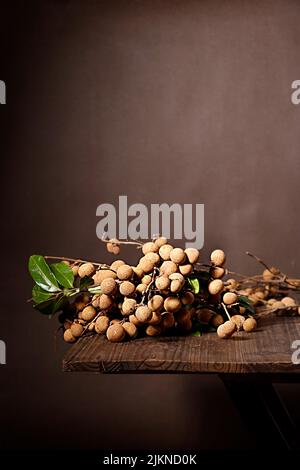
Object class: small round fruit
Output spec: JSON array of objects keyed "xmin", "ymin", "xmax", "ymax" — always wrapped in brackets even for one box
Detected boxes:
[
  {"xmin": 262, "ymin": 269, "xmax": 274, "ymax": 281},
  {"xmin": 217, "ymin": 320, "xmax": 236, "ymax": 339},
  {"xmin": 92, "ymin": 295, "xmax": 100, "ymax": 308},
  {"xmin": 88, "ymin": 322, "xmax": 95, "ymax": 331},
  {"xmin": 78, "ymin": 262, "xmax": 95, "ymax": 278},
  {"xmin": 123, "ymin": 322, "xmax": 138, "ymax": 338},
  {"xmin": 181, "ymin": 291, "xmax": 195, "ymax": 305},
  {"xmin": 63, "ymin": 320, "xmax": 72, "ymax": 330},
  {"xmin": 161, "ymin": 312, "xmax": 175, "ymax": 329},
  {"xmin": 223, "ymin": 292, "xmax": 238, "ymax": 305},
  {"xmin": 107, "ymin": 242, "xmax": 113, "ymax": 253},
  {"xmin": 122, "ymin": 298, "xmax": 137, "ymax": 316},
  {"xmin": 208, "ymin": 279, "xmax": 224, "ymax": 295},
  {"xmin": 106, "ymin": 324, "xmax": 125, "ymax": 342},
  {"xmin": 164, "ymin": 296, "xmax": 181, "ymax": 313},
  {"xmin": 112, "ymin": 245, "xmax": 120, "ymax": 255},
  {"xmin": 177, "ymin": 318, "xmax": 193, "ymax": 332},
  {"xmin": 136, "ymin": 283, "xmax": 147, "ymax": 294},
  {"xmin": 146, "ymin": 325, "xmax": 161, "ymax": 336},
  {"xmin": 144, "ymin": 252, "xmax": 160, "ymax": 265},
  {"xmin": 95, "ymin": 316, "xmax": 110, "ymax": 334},
  {"xmin": 154, "ymin": 236, "xmax": 168, "ymax": 249},
  {"xmin": 179, "ymin": 264, "xmax": 193, "ymax": 276},
  {"xmin": 139, "ymin": 257, "xmax": 155, "ymax": 273},
  {"xmin": 160, "ymin": 261, "xmax": 177, "ymax": 276},
  {"xmin": 117, "ymin": 264, "xmax": 133, "ymax": 280},
  {"xmin": 211, "ymin": 314, "xmax": 224, "ymax": 328},
  {"xmin": 210, "ymin": 266, "xmax": 225, "ymax": 279},
  {"xmin": 170, "ymin": 279, "xmax": 184, "ymax": 293},
  {"xmin": 93, "ymin": 269, "xmax": 117, "ymax": 285},
  {"xmin": 132, "ymin": 265, "xmax": 144, "ymax": 278},
  {"xmin": 231, "ymin": 315, "xmax": 245, "ymax": 330},
  {"xmin": 226, "ymin": 278, "xmax": 238, "ymax": 289},
  {"xmin": 281, "ymin": 297, "xmax": 296, "ymax": 307},
  {"xmin": 159, "ymin": 244, "xmax": 173, "ymax": 261},
  {"xmin": 71, "ymin": 265, "xmax": 79, "ymax": 276},
  {"xmin": 210, "ymin": 249, "xmax": 226, "ymax": 266},
  {"xmin": 99, "ymin": 294, "xmax": 113, "ymax": 310},
  {"xmin": 272, "ymin": 301, "xmax": 286, "ymax": 311},
  {"xmin": 70, "ymin": 323, "xmax": 84, "ymax": 338},
  {"xmin": 101, "ymin": 278, "xmax": 117, "ymax": 295},
  {"xmin": 81, "ymin": 306, "xmax": 96, "ymax": 321},
  {"xmin": 155, "ymin": 276, "xmax": 170, "ymax": 290},
  {"xmin": 197, "ymin": 308, "xmax": 213, "ymax": 323},
  {"xmin": 110, "ymin": 259, "xmax": 125, "ymax": 271},
  {"xmin": 64, "ymin": 329, "xmax": 76, "ymax": 343},
  {"xmin": 243, "ymin": 317, "xmax": 257, "ymax": 332},
  {"xmin": 142, "ymin": 275, "xmax": 152, "ymax": 285},
  {"xmin": 75, "ymin": 300, "xmax": 86, "ymax": 311},
  {"xmin": 170, "ymin": 248, "xmax": 186, "ymax": 264},
  {"xmin": 119, "ymin": 281, "xmax": 136, "ymax": 296},
  {"xmin": 148, "ymin": 295, "xmax": 164, "ymax": 312},
  {"xmin": 135, "ymin": 306, "xmax": 152, "ymax": 323},
  {"xmin": 184, "ymin": 248, "xmax": 200, "ymax": 264},
  {"xmin": 129, "ymin": 314, "xmax": 141, "ymax": 326},
  {"xmin": 239, "ymin": 306, "xmax": 246, "ymax": 314},
  {"xmin": 142, "ymin": 241, "xmax": 158, "ymax": 254},
  {"xmin": 148, "ymin": 311, "xmax": 161, "ymax": 325}
]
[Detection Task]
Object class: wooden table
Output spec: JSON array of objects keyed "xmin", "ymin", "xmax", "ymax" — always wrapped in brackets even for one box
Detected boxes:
[{"xmin": 63, "ymin": 315, "xmax": 300, "ymax": 449}]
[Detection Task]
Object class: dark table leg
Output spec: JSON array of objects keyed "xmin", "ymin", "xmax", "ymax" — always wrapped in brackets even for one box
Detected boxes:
[{"xmin": 220, "ymin": 375, "xmax": 298, "ymax": 450}]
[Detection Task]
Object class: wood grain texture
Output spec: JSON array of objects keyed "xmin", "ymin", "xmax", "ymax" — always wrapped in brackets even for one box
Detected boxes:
[{"xmin": 63, "ymin": 316, "xmax": 300, "ymax": 374}]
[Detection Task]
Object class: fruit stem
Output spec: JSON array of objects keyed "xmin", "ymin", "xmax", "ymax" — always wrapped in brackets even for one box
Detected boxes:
[{"xmin": 222, "ymin": 302, "xmax": 232, "ymax": 321}]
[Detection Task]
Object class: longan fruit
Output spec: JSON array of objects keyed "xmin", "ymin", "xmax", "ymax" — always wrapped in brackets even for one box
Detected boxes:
[
  {"xmin": 208, "ymin": 279, "xmax": 224, "ymax": 295},
  {"xmin": 272, "ymin": 301, "xmax": 286, "ymax": 311},
  {"xmin": 148, "ymin": 295, "xmax": 164, "ymax": 312},
  {"xmin": 169, "ymin": 272, "xmax": 184, "ymax": 282},
  {"xmin": 122, "ymin": 298, "xmax": 137, "ymax": 316},
  {"xmin": 281, "ymin": 297, "xmax": 296, "ymax": 307},
  {"xmin": 164, "ymin": 296, "xmax": 181, "ymax": 313},
  {"xmin": 93, "ymin": 269, "xmax": 117, "ymax": 285},
  {"xmin": 136, "ymin": 283, "xmax": 147, "ymax": 294},
  {"xmin": 62, "ymin": 260, "xmax": 70, "ymax": 266},
  {"xmin": 75, "ymin": 300, "xmax": 86, "ymax": 311},
  {"xmin": 123, "ymin": 322, "xmax": 138, "ymax": 339},
  {"xmin": 142, "ymin": 241, "xmax": 158, "ymax": 254},
  {"xmin": 184, "ymin": 248, "xmax": 200, "ymax": 264},
  {"xmin": 106, "ymin": 242, "xmax": 113, "ymax": 253},
  {"xmin": 135, "ymin": 306, "xmax": 152, "ymax": 323},
  {"xmin": 179, "ymin": 264, "xmax": 193, "ymax": 276},
  {"xmin": 217, "ymin": 320, "xmax": 236, "ymax": 339},
  {"xmin": 88, "ymin": 322, "xmax": 95, "ymax": 331},
  {"xmin": 92, "ymin": 294, "xmax": 100, "ymax": 308},
  {"xmin": 177, "ymin": 318, "xmax": 193, "ymax": 332},
  {"xmin": 70, "ymin": 323, "xmax": 84, "ymax": 338},
  {"xmin": 170, "ymin": 248, "xmax": 186, "ymax": 264},
  {"xmin": 267, "ymin": 298, "xmax": 276, "ymax": 306},
  {"xmin": 119, "ymin": 281, "xmax": 136, "ymax": 296},
  {"xmin": 161, "ymin": 312, "xmax": 175, "ymax": 329},
  {"xmin": 226, "ymin": 278, "xmax": 238, "ymax": 290},
  {"xmin": 160, "ymin": 261, "xmax": 177, "ymax": 276},
  {"xmin": 81, "ymin": 306, "xmax": 96, "ymax": 321},
  {"xmin": 146, "ymin": 325, "xmax": 161, "ymax": 336},
  {"xmin": 243, "ymin": 317, "xmax": 257, "ymax": 332},
  {"xmin": 106, "ymin": 324, "xmax": 125, "ymax": 342},
  {"xmin": 231, "ymin": 314, "xmax": 245, "ymax": 331},
  {"xmin": 142, "ymin": 274, "xmax": 152, "ymax": 285},
  {"xmin": 148, "ymin": 311, "xmax": 161, "ymax": 325},
  {"xmin": 99, "ymin": 294, "xmax": 113, "ymax": 310},
  {"xmin": 254, "ymin": 291, "xmax": 265, "ymax": 301},
  {"xmin": 101, "ymin": 278, "xmax": 117, "ymax": 295},
  {"xmin": 197, "ymin": 308, "xmax": 213, "ymax": 323},
  {"xmin": 144, "ymin": 252, "xmax": 160, "ymax": 265},
  {"xmin": 154, "ymin": 236, "xmax": 168, "ymax": 249},
  {"xmin": 223, "ymin": 292, "xmax": 238, "ymax": 305},
  {"xmin": 159, "ymin": 244, "xmax": 173, "ymax": 261},
  {"xmin": 181, "ymin": 291, "xmax": 195, "ymax": 305},
  {"xmin": 132, "ymin": 265, "xmax": 144, "ymax": 278},
  {"xmin": 210, "ymin": 293, "xmax": 222, "ymax": 304},
  {"xmin": 110, "ymin": 259, "xmax": 125, "ymax": 271},
  {"xmin": 155, "ymin": 276, "xmax": 170, "ymax": 290},
  {"xmin": 210, "ymin": 249, "xmax": 226, "ymax": 267},
  {"xmin": 129, "ymin": 314, "xmax": 141, "ymax": 326},
  {"xmin": 170, "ymin": 279, "xmax": 184, "ymax": 293},
  {"xmin": 117, "ymin": 264, "xmax": 133, "ymax": 280},
  {"xmin": 64, "ymin": 329, "xmax": 76, "ymax": 343},
  {"xmin": 239, "ymin": 306, "xmax": 246, "ymax": 314},
  {"xmin": 78, "ymin": 262, "xmax": 95, "ymax": 278},
  {"xmin": 175, "ymin": 309, "xmax": 191, "ymax": 323},
  {"xmin": 95, "ymin": 316, "xmax": 110, "ymax": 334},
  {"xmin": 210, "ymin": 266, "xmax": 225, "ymax": 279},
  {"xmin": 262, "ymin": 269, "xmax": 274, "ymax": 281},
  {"xmin": 112, "ymin": 245, "xmax": 120, "ymax": 255},
  {"xmin": 211, "ymin": 314, "xmax": 224, "ymax": 328},
  {"xmin": 63, "ymin": 320, "xmax": 72, "ymax": 330},
  {"xmin": 139, "ymin": 257, "xmax": 155, "ymax": 273},
  {"xmin": 110, "ymin": 319, "xmax": 121, "ymax": 325},
  {"xmin": 71, "ymin": 265, "xmax": 79, "ymax": 276}
]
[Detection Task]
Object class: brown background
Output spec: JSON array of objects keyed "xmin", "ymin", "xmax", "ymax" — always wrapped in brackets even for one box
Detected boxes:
[{"xmin": 1, "ymin": 0, "xmax": 300, "ymax": 450}]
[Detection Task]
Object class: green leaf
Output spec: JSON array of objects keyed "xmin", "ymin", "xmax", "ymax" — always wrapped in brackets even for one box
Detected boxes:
[
  {"xmin": 33, "ymin": 294, "xmax": 67, "ymax": 315},
  {"xmin": 79, "ymin": 276, "xmax": 93, "ymax": 289},
  {"xmin": 50, "ymin": 262, "xmax": 74, "ymax": 289},
  {"xmin": 28, "ymin": 255, "xmax": 61, "ymax": 292},
  {"xmin": 192, "ymin": 330, "xmax": 202, "ymax": 337},
  {"xmin": 32, "ymin": 285, "xmax": 54, "ymax": 304},
  {"xmin": 238, "ymin": 295, "xmax": 255, "ymax": 314},
  {"xmin": 188, "ymin": 277, "xmax": 200, "ymax": 294}
]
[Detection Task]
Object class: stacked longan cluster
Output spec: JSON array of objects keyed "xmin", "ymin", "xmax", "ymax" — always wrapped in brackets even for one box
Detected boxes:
[{"xmin": 61, "ymin": 239, "xmax": 257, "ymax": 343}]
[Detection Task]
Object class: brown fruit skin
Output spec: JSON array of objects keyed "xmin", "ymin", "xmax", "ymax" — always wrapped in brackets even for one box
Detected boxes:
[
  {"xmin": 208, "ymin": 279, "xmax": 224, "ymax": 295},
  {"xmin": 177, "ymin": 318, "xmax": 193, "ymax": 332},
  {"xmin": 93, "ymin": 270, "xmax": 117, "ymax": 285},
  {"xmin": 239, "ymin": 306, "xmax": 246, "ymax": 314},
  {"xmin": 226, "ymin": 278, "xmax": 238, "ymax": 290},
  {"xmin": 99, "ymin": 294, "xmax": 113, "ymax": 310},
  {"xmin": 148, "ymin": 311, "xmax": 161, "ymax": 325},
  {"xmin": 88, "ymin": 322, "xmax": 95, "ymax": 331},
  {"xmin": 132, "ymin": 265, "xmax": 144, "ymax": 278},
  {"xmin": 139, "ymin": 257, "xmax": 154, "ymax": 273},
  {"xmin": 184, "ymin": 248, "xmax": 200, "ymax": 264},
  {"xmin": 119, "ymin": 281, "xmax": 136, "ymax": 296},
  {"xmin": 170, "ymin": 279, "xmax": 184, "ymax": 293},
  {"xmin": 107, "ymin": 242, "xmax": 113, "ymax": 253},
  {"xmin": 272, "ymin": 301, "xmax": 286, "ymax": 311},
  {"xmin": 155, "ymin": 276, "xmax": 170, "ymax": 290},
  {"xmin": 211, "ymin": 314, "xmax": 224, "ymax": 328},
  {"xmin": 110, "ymin": 259, "xmax": 125, "ymax": 271},
  {"xmin": 161, "ymin": 312, "xmax": 175, "ymax": 329},
  {"xmin": 64, "ymin": 329, "xmax": 76, "ymax": 343},
  {"xmin": 75, "ymin": 300, "xmax": 86, "ymax": 311},
  {"xmin": 110, "ymin": 319, "xmax": 121, "ymax": 325},
  {"xmin": 146, "ymin": 325, "xmax": 162, "ymax": 336},
  {"xmin": 210, "ymin": 249, "xmax": 226, "ymax": 267},
  {"xmin": 179, "ymin": 264, "xmax": 193, "ymax": 276},
  {"xmin": 81, "ymin": 306, "xmax": 97, "ymax": 321},
  {"xmin": 63, "ymin": 320, "xmax": 72, "ymax": 330},
  {"xmin": 175, "ymin": 309, "xmax": 191, "ymax": 323},
  {"xmin": 217, "ymin": 320, "xmax": 236, "ymax": 339},
  {"xmin": 210, "ymin": 266, "xmax": 225, "ymax": 279},
  {"xmin": 170, "ymin": 248, "xmax": 186, "ymax": 264},
  {"xmin": 92, "ymin": 295, "xmax": 100, "ymax": 308},
  {"xmin": 71, "ymin": 265, "xmax": 79, "ymax": 276},
  {"xmin": 135, "ymin": 306, "xmax": 152, "ymax": 323},
  {"xmin": 70, "ymin": 323, "xmax": 84, "ymax": 338},
  {"xmin": 181, "ymin": 291, "xmax": 195, "ymax": 305},
  {"xmin": 262, "ymin": 269, "xmax": 274, "ymax": 281},
  {"xmin": 123, "ymin": 322, "xmax": 138, "ymax": 339},
  {"xmin": 243, "ymin": 317, "xmax": 257, "ymax": 332},
  {"xmin": 142, "ymin": 241, "xmax": 158, "ymax": 254},
  {"xmin": 159, "ymin": 244, "xmax": 174, "ymax": 261},
  {"xmin": 164, "ymin": 297, "xmax": 181, "ymax": 313},
  {"xmin": 78, "ymin": 262, "xmax": 95, "ymax": 278},
  {"xmin": 122, "ymin": 298, "xmax": 137, "ymax": 316},
  {"xmin": 95, "ymin": 316, "xmax": 110, "ymax": 334},
  {"xmin": 116, "ymin": 264, "xmax": 133, "ymax": 280},
  {"xmin": 100, "ymin": 278, "xmax": 117, "ymax": 295},
  {"xmin": 160, "ymin": 261, "xmax": 177, "ymax": 276},
  {"xmin": 223, "ymin": 292, "xmax": 238, "ymax": 305},
  {"xmin": 142, "ymin": 275, "xmax": 152, "ymax": 285},
  {"xmin": 112, "ymin": 245, "xmax": 120, "ymax": 255},
  {"xmin": 129, "ymin": 314, "xmax": 141, "ymax": 326},
  {"xmin": 144, "ymin": 252, "xmax": 160, "ymax": 265},
  {"xmin": 281, "ymin": 297, "xmax": 296, "ymax": 307},
  {"xmin": 136, "ymin": 283, "xmax": 147, "ymax": 294},
  {"xmin": 106, "ymin": 324, "xmax": 125, "ymax": 342},
  {"xmin": 197, "ymin": 308, "xmax": 213, "ymax": 324},
  {"xmin": 148, "ymin": 295, "xmax": 164, "ymax": 312},
  {"xmin": 231, "ymin": 314, "xmax": 246, "ymax": 330},
  {"xmin": 154, "ymin": 237, "xmax": 168, "ymax": 249}
]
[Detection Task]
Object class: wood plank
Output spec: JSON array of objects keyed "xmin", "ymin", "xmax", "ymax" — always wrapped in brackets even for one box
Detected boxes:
[{"xmin": 63, "ymin": 315, "xmax": 300, "ymax": 374}]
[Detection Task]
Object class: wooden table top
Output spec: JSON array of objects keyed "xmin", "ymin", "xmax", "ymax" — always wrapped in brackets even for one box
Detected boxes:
[{"xmin": 63, "ymin": 315, "xmax": 300, "ymax": 375}]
